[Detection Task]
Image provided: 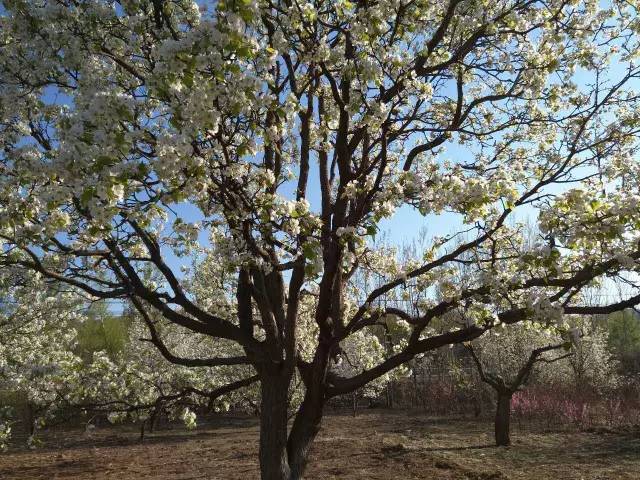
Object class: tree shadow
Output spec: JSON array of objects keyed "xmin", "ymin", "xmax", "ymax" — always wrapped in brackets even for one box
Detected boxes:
[
  {"xmin": 7, "ymin": 415, "xmax": 261, "ymax": 453},
  {"xmin": 421, "ymin": 444, "xmax": 496, "ymax": 452}
]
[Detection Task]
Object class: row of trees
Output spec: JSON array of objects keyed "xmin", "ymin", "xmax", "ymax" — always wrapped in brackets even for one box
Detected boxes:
[
  {"xmin": 0, "ymin": 268, "xmax": 256, "ymax": 447},
  {"xmin": 2, "ymin": 1, "xmax": 640, "ymax": 478},
  {"xmin": 0, "ymin": 264, "xmax": 407, "ymax": 448},
  {"xmin": 1, "ymin": 263, "xmax": 636, "ymax": 451}
]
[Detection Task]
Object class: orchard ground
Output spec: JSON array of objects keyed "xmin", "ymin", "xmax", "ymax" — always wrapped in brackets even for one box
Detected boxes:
[{"xmin": 1, "ymin": 410, "xmax": 638, "ymax": 480}]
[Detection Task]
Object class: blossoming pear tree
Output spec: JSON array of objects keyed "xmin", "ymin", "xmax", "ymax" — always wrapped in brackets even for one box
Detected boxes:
[
  {"xmin": 561, "ymin": 322, "xmax": 621, "ymax": 392},
  {"xmin": 0, "ymin": 268, "xmax": 84, "ymax": 449},
  {"xmin": 0, "ymin": 264, "xmax": 259, "ymax": 449},
  {"xmin": 2, "ymin": 0, "xmax": 640, "ymax": 478},
  {"xmin": 73, "ymin": 315, "xmax": 260, "ymax": 440},
  {"xmin": 465, "ymin": 324, "xmax": 573, "ymax": 446}
]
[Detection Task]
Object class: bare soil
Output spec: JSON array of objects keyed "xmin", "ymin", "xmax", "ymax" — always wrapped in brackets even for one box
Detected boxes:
[{"xmin": 1, "ymin": 410, "xmax": 638, "ymax": 479}]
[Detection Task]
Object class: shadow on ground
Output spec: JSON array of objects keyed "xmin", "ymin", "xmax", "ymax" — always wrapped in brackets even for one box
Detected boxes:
[{"xmin": 1, "ymin": 410, "xmax": 638, "ymax": 479}]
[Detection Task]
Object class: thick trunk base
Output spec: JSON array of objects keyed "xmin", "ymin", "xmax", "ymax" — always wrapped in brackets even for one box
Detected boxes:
[
  {"xmin": 259, "ymin": 374, "xmax": 291, "ymax": 480},
  {"xmin": 287, "ymin": 402, "xmax": 323, "ymax": 480},
  {"xmin": 495, "ymin": 393, "xmax": 512, "ymax": 446}
]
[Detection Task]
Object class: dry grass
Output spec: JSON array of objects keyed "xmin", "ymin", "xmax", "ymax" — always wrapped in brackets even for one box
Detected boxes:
[{"xmin": 0, "ymin": 410, "xmax": 638, "ymax": 479}]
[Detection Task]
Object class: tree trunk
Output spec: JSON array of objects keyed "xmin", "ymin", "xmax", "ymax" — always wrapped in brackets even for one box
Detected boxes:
[
  {"xmin": 352, "ymin": 392, "xmax": 357, "ymax": 417},
  {"xmin": 286, "ymin": 345, "xmax": 329, "ymax": 480},
  {"xmin": 287, "ymin": 398, "xmax": 323, "ymax": 480},
  {"xmin": 149, "ymin": 403, "xmax": 161, "ymax": 433},
  {"xmin": 473, "ymin": 394, "xmax": 482, "ymax": 418},
  {"xmin": 139, "ymin": 420, "xmax": 146, "ymax": 442},
  {"xmin": 259, "ymin": 373, "xmax": 292, "ymax": 480},
  {"xmin": 26, "ymin": 403, "xmax": 35, "ymax": 436},
  {"xmin": 494, "ymin": 392, "xmax": 512, "ymax": 446}
]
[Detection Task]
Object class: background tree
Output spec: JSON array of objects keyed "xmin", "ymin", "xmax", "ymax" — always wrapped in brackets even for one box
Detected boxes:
[
  {"xmin": 465, "ymin": 324, "xmax": 572, "ymax": 446},
  {"xmin": 0, "ymin": 265, "xmax": 261, "ymax": 448},
  {"xmin": 72, "ymin": 309, "xmax": 260, "ymax": 440},
  {"xmin": 75, "ymin": 302, "xmax": 132, "ymax": 360},
  {"xmin": 0, "ymin": 268, "xmax": 84, "ymax": 448},
  {"xmin": 606, "ymin": 309, "xmax": 640, "ymax": 379},
  {"xmin": 2, "ymin": 1, "xmax": 640, "ymax": 479}
]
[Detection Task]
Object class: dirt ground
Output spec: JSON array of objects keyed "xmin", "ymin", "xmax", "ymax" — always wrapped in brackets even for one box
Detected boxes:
[{"xmin": 1, "ymin": 410, "xmax": 639, "ymax": 479}]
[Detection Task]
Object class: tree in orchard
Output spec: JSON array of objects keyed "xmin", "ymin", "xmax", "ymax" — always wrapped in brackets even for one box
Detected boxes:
[
  {"xmin": 0, "ymin": 267, "xmax": 84, "ymax": 449},
  {"xmin": 561, "ymin": 321, "xmax": 620, "ymax": 393},
  {"xmin": 465, "ymin": 324, "xmax": 573, "ymax": 446},
  {"xmin": 2, "ymin": 1, "xmax": 640, "ymax": 478},
  {"xmin": 72, "ymin": 313, "xmax": 260, "ymax": 440},
  {"xmin": 0, "ymin": 263, "xmax": 260, "ymax": 449},
  {"xmin": 606, "ymin": 309, "xmax": 640, "ymax": 378}
]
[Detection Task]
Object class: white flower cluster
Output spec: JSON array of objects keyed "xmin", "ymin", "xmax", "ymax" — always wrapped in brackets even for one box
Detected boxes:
[
  {"xmin": 180, "ymin": 407, "xmax": 197, "ymax": 430},
  {"xmin": 0, "ymin": 423, "xmax": 11, "ymax": 452}
]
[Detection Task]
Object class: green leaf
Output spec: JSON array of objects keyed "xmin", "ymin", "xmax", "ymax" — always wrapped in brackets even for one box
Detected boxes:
[
  {"xmin": 366, "ymin": 224, "xmax": 379, "ymax": 240},
  {"xmin": 80, "ymin": 187, "xmax": 95, "ymax": 206},
  {"xmin": 183, "ymin": 69, "xmax": 195, "ymax": 88},
  {"xmin": 302, "ymin": 243, "xmax": 317, "ymax": 260}
]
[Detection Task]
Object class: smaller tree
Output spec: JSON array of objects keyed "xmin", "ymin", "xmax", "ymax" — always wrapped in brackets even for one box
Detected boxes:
[
  {"xmin": 72, "ymin": 306, "xmax": 259, "ymax": 440},
  {"xmin": 465, "ymin": 325, "xmax": 572, "ymax": 446},
  {"xmin": 606, "ymin": 310, "xmax": 640, "ymax": 379},
  {"xmin": 0, "ymin": 269, "xmax": 84, "ymax": 448}
]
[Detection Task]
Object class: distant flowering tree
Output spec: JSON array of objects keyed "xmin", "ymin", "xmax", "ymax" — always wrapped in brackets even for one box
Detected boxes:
[
  {"xmin": 0, "ymin": 268, "xmax": 83, "ymax": 448},
  {"xmin": 0, "ymin": 267, "xmax": 259, "ymax": 448},
  {"xmin": 465, "ymin": 324, "xmax": 573, "ymax": 446},
  {"xmin": 2, "ymin": 1, "xmax": 640, "ymax": 478},
  {"xmin": 562, "ymin": 323, "xmax": 620, "ymax": 393},
  {"xmin": 73, "ymin": 313, "xmax": 260, "ymax": 440}
]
